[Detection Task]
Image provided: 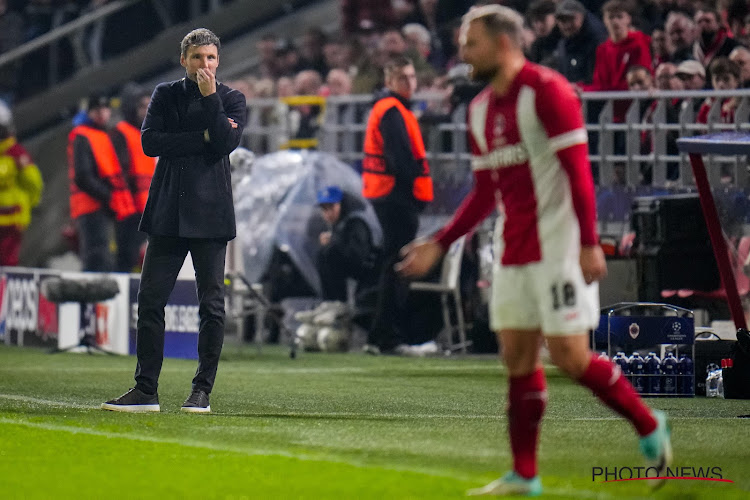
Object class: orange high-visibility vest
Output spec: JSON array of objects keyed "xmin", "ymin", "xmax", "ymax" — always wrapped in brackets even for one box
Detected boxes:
[
  {"xmin": 68, "ymin": 125, "xmax": 136, "ymax": 220},
  {"xmin": 362, "ymin": 96, "xmax": 433, "ymax": 202},
  {"xmin": 115, "ymin": 120, "xmax": 156, "ymax": 213}
]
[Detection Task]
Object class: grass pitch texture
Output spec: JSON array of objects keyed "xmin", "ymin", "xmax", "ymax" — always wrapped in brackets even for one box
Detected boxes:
[{"xmin": 0, "ymin": 344, "xmax": 748, "ymax": 499}]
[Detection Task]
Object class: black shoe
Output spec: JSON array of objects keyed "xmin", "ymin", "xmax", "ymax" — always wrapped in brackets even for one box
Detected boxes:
[
  {"xmin": 101, "ymin": 388, "xmax": 160, "ymax": 413},
  {"xmin": 181, "ymin": 390, "xmax": 211, "ymax": 413}
]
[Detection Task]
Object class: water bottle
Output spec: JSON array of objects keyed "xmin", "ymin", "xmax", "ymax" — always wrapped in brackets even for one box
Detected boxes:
[
  {"xmin": 677, "ymin": 354, "xmax": 694, "ymax": 395},
  {"xmin": 662, "ymin": 351, "xmax": 678, "ymax": 394},
  {"xmin": 629, "ymin": 352, "xmax": 645, "ymax": 394},
  {"xmin": 706, "ymin": 362, "xmax": 721, "ymax": 397},
  {"xmin": 612, "ymin": 352, "xmax": 630, "ymax": 377},
  {"xmin": 644, "ymin": 352, "xmax": 661, "ymax": 395},
  {"xmin": 598, "ymin": 352, "xmax": 609, "ymax": 362}
]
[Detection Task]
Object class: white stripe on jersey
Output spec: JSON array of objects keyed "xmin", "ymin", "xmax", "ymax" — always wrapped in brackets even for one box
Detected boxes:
[
  {"xmin": 548, "ymin": 128, "xmax": 588, "ymax": 153},
  {"xmin": 469, "ymin": 90, "xmax": 490, "ymax": 154}
]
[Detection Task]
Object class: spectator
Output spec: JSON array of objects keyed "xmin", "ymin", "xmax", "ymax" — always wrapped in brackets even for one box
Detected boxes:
[
  {"xmin": 526, "ymin": 0, "xmax": 561, "ymax": 68},
  {"xmin": 326, "ymin": 68, "xmax": 353, "ymax": 96},
  {"xmin": 665, "ymin": 11, "xmax": 697, "ymax": 63},
  {"xmin": 693, "ymin": 6, "xmax": 739, "ymax": 69},
  {"xmin": 256, "ymin": 33, "xmax": 281, "ymax": 79},
  {"xmin": 584, "ymin": 0, "xmax": 652, "ymax": 123},
  {"xmin": 323, "ymin": 34, "xmax": 357, "ymax": 72},
  {"xmin": 729, "ymin": 45, "xmax": 750, "ymax": 87},
  {"xmin": 300, "ymin": 27, "xmax": 329, "ymax": 75},
  {"xmin": 0, "ymin": 0, "xmax": 24, "ymax": 104},
  {"xmin": 276, "ymin": 39, "xmax": 304, "ymax": 77},
  {"xmin": 625, "ymin": 64, "xmax": 653, "ymax": 92},
  {"xmin": 555, "ymin": 0, "xmax": 607, "ymax": 85},
  {"xmin": 68, "ymin": 93, "xmax": 136, "ymax": 271},
  {"xmin": 110, "ymin": 83, "xmax": 155, "ymax": 272},
  {"xmin": 291, "ymin": 70, "xmax": 323, "ymax": 141},
  {"xmin": 654, "ymin": 61, "xmax": 684, "ymax": 91},
  {"xmin": 676, "ymin": 59, "xmax": 707, "ymax": 90},
  {"xmin": 0, "ymin": 101, "xmax": 43, "ymax": 266},
  {"xmin": 341, "ymin": 0, "xmax": 397, "ymax": 35},
  {"xmin": 402, "ymin": 23, "xmax": 444, "ymax": 70},
  {"xmin": 314, "ymin": 185, "xmax": 382, "ymax": 303},
  {"xmin": 225, "ymin": 78, "xmax": 255, "ymax": 102},
  {"xmin": 649, "ymin": 62, "xmax": 684, "ymax": 182},
  {"xmin": 276, "ymin": 76, "xmax": 294, "ymax": 97},
  {"xmin": 651, "ymin": 25, "xmax": 670, "ymax": 67},
  {"xmin": 697, "ymin": 57, "xmax": 741, "ymax": 124}
]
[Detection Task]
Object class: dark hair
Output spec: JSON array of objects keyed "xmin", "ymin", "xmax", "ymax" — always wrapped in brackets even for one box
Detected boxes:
[
  {"xmin": 180, "ymin": 28, "xmax": 220, "ymax": 58},
  {"xmin": 626, "ymin": 64, "xmax": 651, "ymax": 77},
  {"xmin": 696, "ymin": 4, "xmax": 721, "ymax": 22},
  {"xmin": 384, "ymin": 55, "xmax": 413, "ymax": 79},
  {"xmin": 527, "ymin": 0, "xmax": 557, "ymax": 22},
  {"xmin": 709, "ymin": 57, "xmax": 741, "ymax": 81},
  {"xmin": 602, "ymin": 0, "xmax": 631, "ymax": 16}
]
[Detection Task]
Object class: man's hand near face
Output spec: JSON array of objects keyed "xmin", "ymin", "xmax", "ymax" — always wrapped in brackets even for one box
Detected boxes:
[{"xmin": 196, "ymin": 68, "xmax": 217, "ymax": 96}]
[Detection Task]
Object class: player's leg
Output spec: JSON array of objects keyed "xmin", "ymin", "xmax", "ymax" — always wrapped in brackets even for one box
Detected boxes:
[
  {"xmin": 546, "ymin": 332, "xmax": 672, "ymax": 488},
  {"xmin": 468, "ymin": 263, "xmax": 546, "ymax": 496}
]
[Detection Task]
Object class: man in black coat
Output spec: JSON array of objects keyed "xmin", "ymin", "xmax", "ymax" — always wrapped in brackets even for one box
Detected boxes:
[{"xmin": 102, "ymin": 28, "xmax": 246, "ymax": 414}]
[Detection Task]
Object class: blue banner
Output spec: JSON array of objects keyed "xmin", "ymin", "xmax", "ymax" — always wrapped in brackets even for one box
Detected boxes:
[
  {"xmin": 129, "ymin": 278, "xmax": 200, "ymax": 360},
  {"xmin": 607, "ymin": 315, "xmax": 694, "ymax": 347}
]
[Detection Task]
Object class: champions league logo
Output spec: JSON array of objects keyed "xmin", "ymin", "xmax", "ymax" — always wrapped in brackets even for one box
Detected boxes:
[
  {"xmin": 672, "ymin": 321, "xmax": 682, "ymax": 334},
  {"xmin": 629, "ymin": 322, "xmax": 640, "ymax": 339}
]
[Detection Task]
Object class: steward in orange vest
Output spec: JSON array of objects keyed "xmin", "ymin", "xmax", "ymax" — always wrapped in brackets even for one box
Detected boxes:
[
  {"xmin": 362, "ymin": 92, "xmax": 434, "ymax": 210},
  {"xmin": 111, "ymin": 84, "xmax": 156, "ymax": 214},
  {"xmin": 68, "ymin": 94, "xmax": 135, "ymax": 271},
  {"xmin": 361, "ymin": 56, "xmax": 434, "ymax": 353}
]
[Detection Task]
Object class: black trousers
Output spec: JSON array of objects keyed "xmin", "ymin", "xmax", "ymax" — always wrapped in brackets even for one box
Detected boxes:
[
  {"xmin": 115, "ymin": 214, "xmax": 146, "ymax": 272},
  {"xmin": 134, "ymin": 235, "xmax": 227, "ymax": 395},
  {"xmin": 76, "ymin": 210, "xmax": 113, "ymax": 272},
  {"xmin": 368, "ymin": 202, "xmax": 419, "ymax": 349},
  {"xmin": 316, "ymin": 245, "xmax": 377, "ymax": 302}
]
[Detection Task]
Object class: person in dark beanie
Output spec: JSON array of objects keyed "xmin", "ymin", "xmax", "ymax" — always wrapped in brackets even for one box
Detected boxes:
[
  {"xmin": 102, "ymin": 28, "xmax": 246, "ymax": 414},
  {"xmin": 526, "ymin": 0, "xmax": 561, "ymax": 68}
]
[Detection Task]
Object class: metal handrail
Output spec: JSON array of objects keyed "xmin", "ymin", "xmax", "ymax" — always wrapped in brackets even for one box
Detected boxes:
[{"xmin": 0, "ymin": 0, "xmax": 139, "ymax": 70}]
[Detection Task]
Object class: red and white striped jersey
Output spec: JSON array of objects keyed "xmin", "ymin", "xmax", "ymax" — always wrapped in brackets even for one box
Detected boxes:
[{"xmin": 435, "ymin": 62, "xmax": 598, "ymax": 266}]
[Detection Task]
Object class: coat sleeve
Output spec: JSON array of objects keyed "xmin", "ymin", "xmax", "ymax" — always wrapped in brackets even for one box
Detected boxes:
[
  {"xmin": 72, "ymin": 135, "xmax": 112, "ymax": 203},
  {"xmin": 203, "ymin": 88, "xmax": 247, "ymax": 156},
  {"xmin": 141, "ymin": 84, "xmax": 208, "ymax": 158},
  {"xmin": 328, "ymin": 219, "xmax": 374, "ymax": 269}
]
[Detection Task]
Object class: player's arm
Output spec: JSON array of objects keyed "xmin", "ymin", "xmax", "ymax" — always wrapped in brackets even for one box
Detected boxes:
[
  {"xmin": 537, "ymin": 76, "xmax": 606, "ymax": 283},
  {"xmin": 141, "ymin": 83, "xmax": 207, "ymax": 157},
  {"xmin": 398, "ymin": 113, "xmax": 496, "ymax": 278}
]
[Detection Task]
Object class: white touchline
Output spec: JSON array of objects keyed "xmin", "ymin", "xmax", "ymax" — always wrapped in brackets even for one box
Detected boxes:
[{"xmin": 0, "ymin": 416, "xmax": 642, "ymax": 500}]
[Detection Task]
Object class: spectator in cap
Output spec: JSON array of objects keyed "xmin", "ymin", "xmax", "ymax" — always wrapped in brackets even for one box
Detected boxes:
[
  {"xmin": 526, "ymin": 0, "xmax": 561, "ymax": 68},
  {"xmin": 0, "ymin": 100, "xmax": 44, "ymax": 266},
  {"xmin": 676, "ymin": 59, "xmax": 706, "ymax": 90},
  {"xmin": 315, "ymin": 185, "xmax": 382, "ymax": 305},
  {"xmin": 554, "ymin": 0, "xmax": 607, "ymax": 85},
  {"xmin": 67, "ymin": 91, "xmax": 136, "ymax": 271}
]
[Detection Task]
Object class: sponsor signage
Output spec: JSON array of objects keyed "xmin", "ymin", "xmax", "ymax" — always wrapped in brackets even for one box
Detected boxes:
[
  {"xmin": 0, "ymin": 268, "xmax": 59, "ymax": 348},
  {"xmin": 607, "ymin": 315, "xmax": 693, "ymax": 347}
]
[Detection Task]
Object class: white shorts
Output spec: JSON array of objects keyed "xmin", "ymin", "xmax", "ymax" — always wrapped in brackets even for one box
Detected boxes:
[{"xmin": 489, "ymin": 257, "xmax": 600, "ymax": 335}]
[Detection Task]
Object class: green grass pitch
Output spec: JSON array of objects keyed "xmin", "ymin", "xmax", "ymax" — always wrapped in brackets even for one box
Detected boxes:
[{"xmin": 1, "ymin": 343, "xmax": 748, "ymax": 499}]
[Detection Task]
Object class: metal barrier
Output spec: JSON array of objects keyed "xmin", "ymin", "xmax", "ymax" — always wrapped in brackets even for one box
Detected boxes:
[{"xmin": 245, "ymin": 89, "xmax": 750, "ymax": 188}]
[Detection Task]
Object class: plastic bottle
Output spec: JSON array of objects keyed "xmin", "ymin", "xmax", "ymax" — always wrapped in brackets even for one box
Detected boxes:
[
  {"xmin": 661, "ymin": 351, "xmax": 678, "ymax": 395},
  {"xmin": 644, "ymin": 352, "xmax": 662, "ymax": 395},
  {"xmin": 705, "ymin": 363, "xmax": 721, "ymax": 397},
  {"xmin": 629, "ymin": 352, "xmax": 645, "ymax": 394},
  {"xmin": 677, "ymin": 354, "xmax": 694, "ymax": 396}
]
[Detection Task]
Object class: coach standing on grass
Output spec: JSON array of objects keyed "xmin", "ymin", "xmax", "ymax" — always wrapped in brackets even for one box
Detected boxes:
[{"xmin": 102, "ymin": 28, "xmax": 246, "ymax": 414}]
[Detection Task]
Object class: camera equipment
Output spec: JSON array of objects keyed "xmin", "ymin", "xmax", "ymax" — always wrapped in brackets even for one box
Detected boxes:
[{"xmin": 42, "ymin": 277, "xmax": 120, "ymax": 355}]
